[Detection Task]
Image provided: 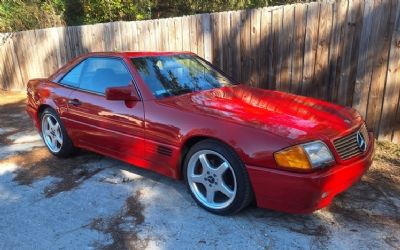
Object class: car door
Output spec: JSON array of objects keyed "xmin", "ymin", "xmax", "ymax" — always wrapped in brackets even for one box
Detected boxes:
[{"xmin": 61, "ymin": 57, "xmax": 145, "ymax": 159}]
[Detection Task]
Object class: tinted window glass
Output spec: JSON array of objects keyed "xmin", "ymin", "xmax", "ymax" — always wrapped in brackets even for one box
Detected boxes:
[
  {"xmin": 131, "ymin": 54, "xmax": 236, "ymax": 98},
  {"xmin": 79, "ymin": 58, "xmax": 132, "ymax": 94},
  {"xmin": 60, "ymin": 60, "xmax": 85, "ymax": 87}
]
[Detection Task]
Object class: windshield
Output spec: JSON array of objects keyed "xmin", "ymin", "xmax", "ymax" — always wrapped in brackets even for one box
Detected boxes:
[{"xmin": 131, "ymin": 54, "xmax": 236, "ymax": 98}]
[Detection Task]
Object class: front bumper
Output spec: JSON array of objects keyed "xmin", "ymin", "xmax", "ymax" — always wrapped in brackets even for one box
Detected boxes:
[{"xmin": 247, "ymin": 134, "xmax": 375, "ymax": 214}]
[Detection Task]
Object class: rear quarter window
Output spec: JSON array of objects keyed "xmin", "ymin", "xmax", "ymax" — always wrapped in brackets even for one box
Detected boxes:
[{"xmin": 59, "ymin": 61, "xmax": 85, "ymax": 88}]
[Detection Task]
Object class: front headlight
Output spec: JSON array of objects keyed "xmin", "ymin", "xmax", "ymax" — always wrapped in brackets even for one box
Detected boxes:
[{"xmin": 274, "ymin": 141, "xmax": 334, "ymax": 171}]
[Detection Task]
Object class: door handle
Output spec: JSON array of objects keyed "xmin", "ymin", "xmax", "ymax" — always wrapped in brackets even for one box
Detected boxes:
[{"xmin": 68, "ymin": 99, "xmax": 81, "ymax": 106}]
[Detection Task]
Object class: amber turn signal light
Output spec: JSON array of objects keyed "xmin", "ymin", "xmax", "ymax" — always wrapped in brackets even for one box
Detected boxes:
[{"xmin": 274, "ymin": 145, "xmax": 312, "ymax": 170}]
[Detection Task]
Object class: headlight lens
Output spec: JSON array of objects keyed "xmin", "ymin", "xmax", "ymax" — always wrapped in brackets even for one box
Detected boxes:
[{"xmin": 274, "ymin": 141, "xmax": 334, "ymax": 171}]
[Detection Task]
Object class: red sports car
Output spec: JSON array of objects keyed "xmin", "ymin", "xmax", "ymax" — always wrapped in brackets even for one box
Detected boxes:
[{"xmin": 26, "ymin": 52, "xmax": 374, "ymax": 215}]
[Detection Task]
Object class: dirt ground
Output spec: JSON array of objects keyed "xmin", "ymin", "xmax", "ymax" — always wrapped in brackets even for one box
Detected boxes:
[{"xmin": 0, "ymin": 91, "xmax": 399, "ymax": 250}]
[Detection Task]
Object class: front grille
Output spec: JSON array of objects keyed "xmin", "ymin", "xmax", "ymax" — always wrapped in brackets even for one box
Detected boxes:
[{"xmin": 333, "ymin": 123, "xmax": 369, "ymax": 160}]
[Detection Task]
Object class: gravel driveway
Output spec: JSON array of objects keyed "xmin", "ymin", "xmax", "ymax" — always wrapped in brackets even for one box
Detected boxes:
[{"xmin": 0, "ymin": 92, "xmax": 399, "ymax": 250}]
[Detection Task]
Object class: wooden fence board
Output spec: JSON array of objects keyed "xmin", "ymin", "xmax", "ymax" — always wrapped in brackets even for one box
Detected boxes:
[
  {"xmin": 222, "ymin": 12, "xmax": 232, "ymax": 75},
  {"xmin": 291, "ymin": 4, "xmax": 307, "ymax": 94},
  {"xmin": 136, "ymin": 21, "xmax": 145, "ymax": 51},
  {"xmin": 174, "ymin": 18, "xmax": 182, "ymax": 52},
  {"xmin": 329, "ymin": 1, "xmax": 348, "ymax": 103},
  {"xmin": 196, "ymin": 15, "xmax": 205, "ymax": 59},
  {"xmin": 159, "ymin": 19, "xmax": 168, "ymax": 51},
  {"xmin": 380, "ymin": 0, "xmax": 400, "ymax": 141},
  {"xmin": 0, "ymin": 45, "xmax": 6, "ymax": 87},
  {"xmin": 149, "ymin": 20, "xmax": 157, "ymax": 51},
  {"xmin": 366, "ymin": 0, "xmax": 392, "ymax": 132},
  {"xmin": 240, "ymin": 10, "xmax": 251, "ymax": 83},
  {"xmin": 313, "ymin": 2, "xmax": 332, "ymax": 100},
  {"xmin": 272, "ymin": 7, "xmax": 283, "ymax": 89},
  {"xmin": 211, "ymin": 13, "xmax": 222, "ymax": 69},
  {"xmin": 2, "ymin": 41, "xmax": 11, "ymax": 89},
  {"xmin": 264, "ymin": 9, "xmax": 274, "ymax": 88},
  {"xmin": 250, "ymin": 9, "xmax": 261, "ymax": 87},
  {"xmin": 182, "ymin": 17, "xmax": 190, "ymax": 51},
  {"xmin": 302, "ymin": 2, "xmax": 320, "ymax": 96},
  {"xmin": 189, "ymin": 16, "xmax": 198, "ymax": 54},
  {"xmin": 259, "ymin": 8, "xmax": 270, "ymax": 88},
  {"xmin": 230, "ymin": 11, "xmax": 242, "ymax": 82},
  {"xmin": 353, "ymin": 0, "xmax": 374, "ymax": 117},
  {"xmin": 280, "ymin": 5, "xmax": 294, "ymax": 92},
  {"xmin": 337, "ymin": 0, "xmax": 363, "ymax": 106},
  {"xmin": 202, "ymin": 14, "xmax": 212, "ymax": 62}
]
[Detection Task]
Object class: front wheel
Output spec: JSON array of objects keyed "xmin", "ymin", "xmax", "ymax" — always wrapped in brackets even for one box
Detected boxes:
[
  {"xmin": 40, "ymin": 108, "xmax": 76, "ymax": 157},
  {"xmin": 184, "ymin": 139, "xmax": 253, "ymax": 215}
]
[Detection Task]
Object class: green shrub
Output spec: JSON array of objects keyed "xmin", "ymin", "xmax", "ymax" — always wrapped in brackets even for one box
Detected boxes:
[{"xmin": 0, "ymin": 0, "xmax": 307, "ymax": 32}]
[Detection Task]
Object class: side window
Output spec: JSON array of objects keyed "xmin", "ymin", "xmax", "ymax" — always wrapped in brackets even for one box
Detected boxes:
[
  {"xmin": 59, "ymin": 60, "xmax": 85, "ymax": 88},
  {"xmin": 79, "ymin": 58, "xmax": 132, "ymax": 94}
]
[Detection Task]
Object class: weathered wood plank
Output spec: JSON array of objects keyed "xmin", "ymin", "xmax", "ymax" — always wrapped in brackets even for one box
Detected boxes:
[
  {"xmin": 366, "ymin": 0, "xmax": 392, "ymax": 132},
  {"xmin": 0, "ymin": 40, "xmax": 12, "ymax": 89},
  {"xmin": 131, "ymin": 21, "xmax": 139, "ymax": 51},
  {"xmin": 0, "ymin": 44, "xmax": 7, "ymax": 88},
  {"xmin": 169, "ymin": 17, "xmax": 178, "ymax": 52},
  {"xmin": 211, "ymin": 12, "xmax": 222, "ymax": 68},
  {"xmin": 291, "ymin": 4, "xmax": 307, "ymax": 94},
  {"xmin": 301, "ymin": 2, "xmax": 320, "ymax": 96},
  {"xmin": 202, "ymin": 14, "xmax": 212, "ymax": 61},
  {"xmin": 222, "ymin": 11, "xmax": 232, "ymax": 75},
  {"xmin": 149, "ymin": 20, "xmax": 157, "ymax": 51},
  {"xmin": 174, "ymin": 18, "xmax": 183, "ymax": 52},
  {"xmin": 182, "ymin": 16, "xmax": 191, "ymax": 51},
  {"xmin": 337, "ymin": 0, "xmax": 363, "ymax": 106},
  {"xmin": 272, "ymin": 7, "xmax": 283, "ymax": 89},
  {"xmin": 136, "ymin": 21, "xmax": 145, "ymax": 51},
  {"xmin": 380, "ymin": 0, "xmax": 400, "ymax": 141},
  {"xmin": 329, "ymin": 1, "xmax": 348, "ymax": 103},
  {"xmin": 189, "ymin": 16, "xmax": 198, "ymax": 54},
  {"xmin": 280, "ymin": 5, "xmax": 295, "ymax": 92},
  {"xmin": 353, "ymin": 0, "xmax": 374, "ymax": 117},
  {"xmin": 240, "ymin": 10, "xmax": 251, "ymax": 84},
  {"xmin": 313, "ymin": 2, "xmax": 332, "ymax": 100},
  {"xmin": 159, "ymin": 19, "xmax": 168, "ymax": 51},
  {"xmin": 231, "ymin": 10, "xmax": 242, "ymax": 82},
  {"xmin": 196, "ymin": 15, "xmax": 205, "ymax": 58},
  {"xmin": 264, "ymin": 9, "xmax": 274, "ymax": 88},
  {"xmin": 250, "ymin": 9, "xmax": 261, "ymax": 87}
]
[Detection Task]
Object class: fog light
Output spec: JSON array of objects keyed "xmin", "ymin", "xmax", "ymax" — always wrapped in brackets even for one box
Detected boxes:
[{"xmin": 321, "ymin": 192, "xmax": 329, "ymax": 199}]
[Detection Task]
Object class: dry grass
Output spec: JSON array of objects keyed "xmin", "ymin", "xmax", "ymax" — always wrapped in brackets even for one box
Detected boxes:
[{"xmin": 0, "ymin": 90, "xmax": 26, "ymax": 105}]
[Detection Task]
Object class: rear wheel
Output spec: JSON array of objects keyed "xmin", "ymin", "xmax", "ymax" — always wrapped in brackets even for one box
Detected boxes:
[
  {"xmin": 184, "ymin": 139, "xmax": 253, "ymax": 215},
  {"xmin": 40, "ymin": 108, "xmax": 76, "ymax": 157}
]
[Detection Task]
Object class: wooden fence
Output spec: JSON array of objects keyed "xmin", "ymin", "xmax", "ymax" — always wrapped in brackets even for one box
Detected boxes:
[{"xmin": 0, "ymin": 0, "xmax": 400, "ymax": 143}]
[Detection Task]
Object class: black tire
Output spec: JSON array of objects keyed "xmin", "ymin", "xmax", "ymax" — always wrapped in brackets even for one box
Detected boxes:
[
  {"xmin": 183, "ymin": 139, "xmax": 253, "ymax": 215},
  {"xmin": 40, "ymin": 108, "xmax": 77, "ymax": 157}
]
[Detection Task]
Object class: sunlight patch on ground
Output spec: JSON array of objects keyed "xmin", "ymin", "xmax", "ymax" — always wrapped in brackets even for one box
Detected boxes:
[
  {"xmin": 7, "ymin": 131, "xmax": 42, "ymax": 144},
  {"xmin": 0, "ymin": 162, "xmax": 19, "ymax": 176},
  {"xmin": 0, "ymin": 185, "xmax": 21, "ymax": 202},
  {"xmin": 120, "ymin": 169, "xmax": 145, "ymax": 180},
  {"xmin": 0, "ymin": 142, "xmax": 44, "ymax": 158},
  {"xmin": 0, "ymin": 127, "xmax": 17, "ymax": 135},
  {"xmin": 0, "ymin": 91, "xmax": 26, "ymax": 105}
]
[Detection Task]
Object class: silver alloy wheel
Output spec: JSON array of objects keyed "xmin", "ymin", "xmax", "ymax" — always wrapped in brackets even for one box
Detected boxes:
[
  {"xmin": 41, "ymin": 113, "xmax": 63, "ymax": 153},
  {"xmin": 187, "ymin": 150, "xmax": 237, "ymax": 210}
]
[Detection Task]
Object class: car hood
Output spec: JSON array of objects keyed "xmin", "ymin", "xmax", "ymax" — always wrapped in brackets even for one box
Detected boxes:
[{"xmin": 161, "ymin": 84, "xmax": 363, "ymax": 142}]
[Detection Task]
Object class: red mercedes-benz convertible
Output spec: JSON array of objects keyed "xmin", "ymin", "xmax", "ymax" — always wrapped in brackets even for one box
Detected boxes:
[{"xmin": 26, "ymin": 52, "xmax": 374, "ymax": 215}]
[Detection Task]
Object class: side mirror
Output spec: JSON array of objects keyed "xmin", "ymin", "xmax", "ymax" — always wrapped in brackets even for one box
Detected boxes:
[{"xmin": 105, "ymin": 85, "xmax": 140, "ymax": 101}]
